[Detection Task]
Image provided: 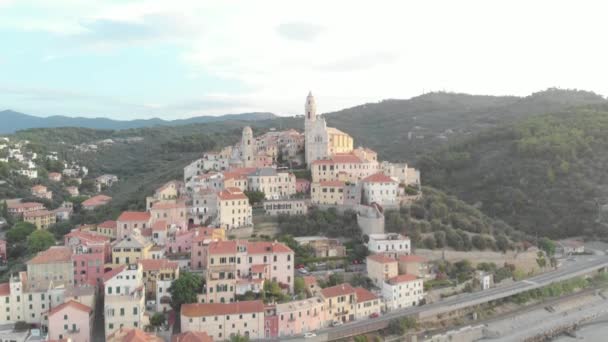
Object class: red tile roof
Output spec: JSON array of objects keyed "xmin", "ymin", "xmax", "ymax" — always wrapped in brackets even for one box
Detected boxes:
[
  {"xmin": 398, "ymin": 255, "xmax": 427, "ymax": 263},
  {"xmin": 65, "ymin": 230, "xmax": 110, "ymax": 243},
  {"xmin": 82, "ymin": 195, "xmax": 112, "ymax": 207},
  {"xmin": 222, "ymin": 172, "xmax": 248, "ymax": 180},
  {"xmin": 181, "ymin": 300, "xmax": 264, "ymax": 317},
  {"xmin": 171, "ymin": 332, "xmax": 213, "ymax": 342},
  {"xmin": 387, "ymin": 274, "xmax": 418, "ymax": 284},
  {"xmin": 117, "ymin": 211, "xmax": 151, "ymax": 222},
  {"xmin": 151, "ymin": 201, "xmax": 186, "ymax": 210},
  {"xmin": 49, "ymin": 300, "xmax": 92, "ymax": 316},
  {"xmin": 28, "ymin": 247, "xmax": 72, "ymax": 264},
  {"xmin": 152, "ymin": 220, "xmax": 168, "ymax": 231},
  {"xmin": 139, "ymin": 259, "xmax": 179, "ymax": 271},
  {"xmin": 362, "ymin": 172, "xmax": 396, "ymax": 183},
  {"xmin": 103, "ymin": 265, "xmax": 126, "ymax": 282},
  {"xmin": 98, "ymin": 220, "xmax": 117, "ymax": 229},
  {"xmin": 321, "ymin": 283, "xmax": 356, "ymax": 298},
  {"xmin": 218, "ymin": 188, "xmax": 248, "ymax": 201},
  {"xmin": 0, "ymin": 283, "xmax": 9, "ymax": 296},
  {"xmin": 8, "ymin": 202, "xmax": 44, "ymax": 210},
  {"xmin": 318, "ymin": 180, "xmax": 345, "ymax": 187},
  {"xmin": 312, "ymin": 153, "xmax": 362, "ymax": 165},
  {"xmin": 367, "ymin": 254, "xmax": 397, "ymax": 264},
  {"xmin": 354, "ymin": 287, "xmax": 377, "ymax": 302},
  {"xmin": 31, "ymin": 185, "xmax": 47, "ymax": 191},
  {"xmin": 208, "ymin": 240, "xmax": 292, "ymax": 255},
  {"xmin": 108, "ymin": 328, "xmax": 163, "ymax": 342},
  {"xmin": 23, "ymin": 209, "xmax": 53, "ymax": 218}
]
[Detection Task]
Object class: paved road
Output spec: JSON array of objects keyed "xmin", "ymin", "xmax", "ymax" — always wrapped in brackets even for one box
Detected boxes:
[{"xmin": 281, "ymin": 255, "xmax": 608, "ymax": 342}]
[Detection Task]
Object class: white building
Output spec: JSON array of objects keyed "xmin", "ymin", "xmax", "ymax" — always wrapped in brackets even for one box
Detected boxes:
[
  {"xmin": 360, "ymin": 172, "xmax": 399, "ymax": 207},
  {"xmin": 247, "ymin": 168, "xmax": 296, "ymax": 200},
  {"xmin": 368, "ymin": 233, "xmax": 411, "ymax": 258},
  {"xmin": 381, "ymin": 274, "xmax": 424, "ymax": 311},
  {"xmin": 103, "ymin": 264, "xmax": 147, "ymax": 337}
]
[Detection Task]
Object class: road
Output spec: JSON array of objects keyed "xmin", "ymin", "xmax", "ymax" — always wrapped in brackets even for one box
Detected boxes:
[{"xmin": 281, "ymin": 254, "xmax": 608, "ymax": 341}]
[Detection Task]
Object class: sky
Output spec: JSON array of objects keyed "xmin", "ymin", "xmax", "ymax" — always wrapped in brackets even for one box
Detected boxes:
[{"xmin": 1, "ymin": 0, "xmax": 608, "ymax": 120}]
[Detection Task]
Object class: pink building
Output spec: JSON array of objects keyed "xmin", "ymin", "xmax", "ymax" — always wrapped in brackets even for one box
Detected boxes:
[
  {"xmin": 166, "ymin": 229, "xmax": 194, "ymax": 255},
  {"xmin": 65, "ymin": 230, "xmax": 111, "ymax": 287},
  {"xmin": 296, "ymin": 179, "xmax": 310, "ymax": 193},
  {"xmin": 116, "ymin": 211, "xmax": 151, "ymax": 240},
  {"xmin": 48, "ymin": 300, "xmax": 93, "ymax": 342},
  {"xmin": 0, "ymin": 239, "xmax": 6, "ymax": 262},
  {"xmin": 7, "ymin": 201, "xmax": 44, "ymax": 218},
  {"xmin": 150, "ymin": 201, "xmax": 188, "ymax": 229},
  {"xmin": 264, "ymin": 307, "xmax": 279, "ymax": 339},
  {"xmin": 190, "ymin": 228, "xmax": 220, "ymax": 271},
  {"xmin": 276, "ymin": 297, "xmax": 327, "ymax": 337}
]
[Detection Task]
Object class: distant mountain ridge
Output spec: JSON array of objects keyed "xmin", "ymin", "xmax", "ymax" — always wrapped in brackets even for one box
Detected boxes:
[{"xmin": 0, "ymin": 110, "xmax": 278, "ymax": 134}]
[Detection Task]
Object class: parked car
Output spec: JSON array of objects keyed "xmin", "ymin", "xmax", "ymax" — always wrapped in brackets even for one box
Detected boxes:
[
  {"xmin": 298, "ymin": 268, "xmax": 309, "ymax": 275},
  {"xmin": 369, "ymin": 312, "xmax": 379, "ymax": 319},
  {"xmin": 304, "ymin": 332, "xmax": 317, "ymax": 338},
  {"xmin": 296, "ymin": 264, "xmax": 305, "ymax": 269},
  {"xmin": 331, "ymin": 320, "xmax": 343, "ymax": 327}
]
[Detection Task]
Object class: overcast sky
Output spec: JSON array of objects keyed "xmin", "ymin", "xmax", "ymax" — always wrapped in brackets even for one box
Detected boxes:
[{"xmin": 1, "ymin": 0, "xmax": 607, "ymax": 119}]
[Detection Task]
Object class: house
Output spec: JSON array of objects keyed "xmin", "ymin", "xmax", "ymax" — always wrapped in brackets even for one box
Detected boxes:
[
  {"xmin": 201, "ymin": 240, "xmax": 294, "ymax": 304},
  {"xmin": 367, "ymin": 233, "xmax": 411, "ymax": 258},
  {"xmin": 111, "ymin": 233, "xmax": 153, "ymax": 265},
  {"xmin": 276, "ymin": 297, "xmax": 327, "ymax": 337},
  {"xmin": 23, "ymin": 210, "xmax": 56, "ymax": 230},
  {"xmin": 262, "ymin": 199, "xmax": 308, "ymax": 216},
  {"xmin": 360, "ymin": 172, "xmax": 398, "ymax": 207},
  {"xmin": 189, "ymin": 189, "xmax": 218, "ymax": 225},
  {"xmin": 311, "ymin": 181, "xmax": 346, "ymax": 206},
  {"xmin": 150, "ymin": 201, "xmax": 188, "ymax": 229},
  {"xmin": 116, "ymin": 211, "xmax": 151, "ymax": 240},
  {"xmin": 247, "ymin": 168, "xmax": 296, "ymax": 199},
  {"xmin": 354, "ymin": 287, "xmax": 381, "ymax": 320},
  {"xmin": 53, "ymin": 207, "xmax": 73, "ymax": 221},
  {"xmin": 27, "ymin": 246, "xmax": 74, "ymax": 290},
  {"xmin": 97, "ymin": 220, "xmax": 117, "ymax": 239},
  {"xmin": 65, "ymin": 230, "xmax": 111, "ymax": 287},
  {"xmin": 310, "ymin": 153, "xmax": 379, "ymax": 183},
  {"xmin": 81, "ymin": 195, "xmax": 112, "ymax": 211},
  {"xmin": 558, "ymin": 239, "xmax": 585, "ymax": 255},
  {"xmin": 171, "ymin": 331, "xmax": 213, "ymax": 342},
  {"xmin": 190, "ymin": 227, "xmax": 226, "ymax": 271},
  {"xmin": 139, "ymin": 259, "xmax": 179, "ymax": 300},
  {"xmin": 31, "ymin": 185, "xmax": 52, "ymax": 200},
  {"xmin": 48, "ymin": 172, "xmax": 62, "ymax": 182},
  {"xmin": 476, "ymin": 271, "xmax": 493, "ymax": 290},
  {"xmin": 216, "ymin": 188, "xmax": 252, "ymax": 230},
  {"xmin": 106, "ymin": 327, "xmax": 162, "ymax": 342},
  {"xmin": 65, "ymin": 186, "xmax": 79, "ymax": 197},
  {"xmin": 381, "ymin": 274, "xmax": 424, "ymax": 311},
  {"xmin": 96, "ymin": 174, "xmax": 118, "ymax": 189},
  {"xmin": 103, "ymin": 264, "xmax": 147, "ymax": 337},
  {"xmin": 146, "ymin": 180, "xmax": 183, "ymax": 210},
  {"xmin": 181, "ymin": 300, "xmax": 265, "ymax": 340},
  {"xmin": 366, "ymin": 254, "xmax": 398, "ymax": 288},
  {"xmin": 293, "ymin": 236, "xmax": 346, "ymax": 258},
  {"xmin": 7, "ymin": 202, "xmax": 44, "ymax": 218},
  {"xmin": 397, "ymin": 255, "xmax": 430, "ymax": 279},
  {"xmin": 320, "ymin": 283, "xmax": 356, "ymax": 324},
  {"xmin": 48, "ymin": 300, "xmax": 93, "ymax": 342}
]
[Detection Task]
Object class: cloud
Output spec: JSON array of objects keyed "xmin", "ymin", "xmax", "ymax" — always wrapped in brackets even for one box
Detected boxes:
[
  {"xmin": 316, "ymin": 52, "xmax": 399, "ymax": 72},
  {"xmin": 276, "ymin": 22, "xmax": 324, "ymax": 42}
]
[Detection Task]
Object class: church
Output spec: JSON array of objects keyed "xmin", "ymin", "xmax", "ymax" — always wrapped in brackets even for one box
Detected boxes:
[{"xmin": 304, "ymin": 91, "xmax": 354, "ymax": 167}]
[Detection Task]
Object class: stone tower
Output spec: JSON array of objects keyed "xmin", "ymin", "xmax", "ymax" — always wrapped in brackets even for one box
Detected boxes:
[
  {"xmin": 241, "ymin": 126, "xmax": 255, "ymax": 167},
  {"xmin": 305, "ymin": 91, "xmax": 316, "ymax": 131},
  {"xmin": 304, "ymin": 91, "xmax": 328, "ymax": 167}
]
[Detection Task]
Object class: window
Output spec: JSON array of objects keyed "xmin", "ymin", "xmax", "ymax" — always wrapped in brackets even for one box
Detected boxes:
[{"xmin": 64, "ymin": 314, "xmax": 68, "ymax": 320}]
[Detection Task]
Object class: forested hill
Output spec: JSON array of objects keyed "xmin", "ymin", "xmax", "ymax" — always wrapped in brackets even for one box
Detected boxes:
[
  {"xmin": 323, "ymin": 88, "xmax": 606, "ymax": 162},
  {"xmin": 419, "ymin": 107, "xmax": 608, "ymax": 239}
]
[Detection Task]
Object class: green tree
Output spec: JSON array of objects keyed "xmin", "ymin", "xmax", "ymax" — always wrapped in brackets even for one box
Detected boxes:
[
  {"xmin": 149, "ymin": 313, "xmax": 166, "ymax": 328},
  {"xmin": 1, "ymin": 200, "xmax": 10, "ymax": 225},
  {"xmin": 230, "ymin": 334, "xmax": 250, "ymax": 342},
  {"xmin": 6, "ymin": 222, "xmax": 36, "ymax": 243},
  {"xmin": 168, "ymin": 272, "xmax": 203, "ymax": 311},
  {"xmin": 294, "ymin": 277, "xmax": 306, "ymax": 296},
  {"xmin": 538, "ymin": 237, "xmax": 556, "ymax": 256},
  {"xmin": 27, "ymin": 230, "xmax": 55, "ymax": 254},
  {"xmin": 244, "ymin": 191, "xmax": 265, "ymax": 205},
  {"xmin": 495, "ymin": 235, "xmax": 509, "ymax": 252}
]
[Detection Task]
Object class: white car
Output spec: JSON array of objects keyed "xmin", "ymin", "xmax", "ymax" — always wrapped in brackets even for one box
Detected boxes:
[
  {"xmin": 304, "ymin": 332, "xmax": 317, "ymax": 338},
  {"xmin": 331, "ymin": 320, "xmax": 343, "ymax": 327}
]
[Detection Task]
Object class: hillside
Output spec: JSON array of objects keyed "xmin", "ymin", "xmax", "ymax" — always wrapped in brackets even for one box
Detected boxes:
[
  {"xmin": 323, "ymin": 88, "xmax": 606, "ymax": 162},
  {"xmin": 419, "ymin": 107, "xmax": 608, "ymax": 239},
  {"xmin": 0, "ymin": 110, "xmax": 277, "ymax": 134}
]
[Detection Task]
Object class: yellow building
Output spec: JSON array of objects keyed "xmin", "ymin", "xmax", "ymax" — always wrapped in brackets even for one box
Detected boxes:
[
  {"xmin": 97, "ymin": 220, "xmax": 117, "ymax": 239},
  {"xmin": 217, "ymin": 187, "xmax": 252, "ymax": 229},
  {"xmin": 111, "ymin": 233, "xmax": 153, "ymax": 265},
  {"xmin": 366, "ymin": 254, "xmax": 398, "ymax": 288},
  {"xmin": 139, "ymin": 259, "xmax": 179, "ymax": 297},
  {"xmin": 23, "ymin": 209, "xmax": 56, "ymax": 229},
  {"xmin": 327, "ymin": 127, "xmax": 354, "ymax": 155},
  {"xmin": 311, "ymin": 181, "xmax": 344, "ymax": 205},
  {"xmin": 320, "ymin": 283, "xmax": 357, "ymax": 324}
]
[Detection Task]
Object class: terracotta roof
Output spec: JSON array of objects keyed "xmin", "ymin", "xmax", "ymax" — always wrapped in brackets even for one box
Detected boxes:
[
  {"xmin": 387, "ymin": 274, "xmax": 418, "ymax": 284},
  {"xmin": 139, "ymin": 259, "xmax": 179, "ymax": 271},
  {"xmin": 65, "ymin": 230, "xmax": 110, "ymax": 243},
  {"xmin": 108, "ymin": 328, "xmax": 163, "ymax": 342},
  {"xmin": 181, "ymin": 300, "xmax": 264, "ymax": 317},
  {"xmin": 318, "ymin": 180, "xmax": 345, "ymax": 187},
  {"xmin": 247, "ymin": 241, "xmax": 293, "ymax": 254},
  {"xmin": 8, "ymin": 202, "xmax": 43, "ymax": 209},
  {"xmin": 0, "ymin": 283, "xmax": 9, "ymax": 296},
  {"xmin": 171, "ymin": 332, "xmax": 213, "ymax": 342},
  {"xmin": 98, "ymin": 220, "xmax": 117, "ymax": 229},
  {"xmin": 367, "ymin": 254, "xmax": 397, "ymax": 264},
  {"xmin": 82, "ymin": 195, "xmax": 112, "ymax": 207},
  {"xmin": 192, "ymin": 227, "xmax": 219, "ymax": 241},
  {"xmin": 362, "ymin": 172, "xmax": 396, "ymax": 183},
  {"xmin": 251, "ymin": 264, "xmax": 266, "ymax": 273},
  {"xmin": 103, "ymin": 265, "xmax": 126, "ymax": 282},
  {"xmin": 28, "ymin": 247, "xmax": 72, "ymax": 264},
  {"xmin": 218, "ymin": 188, "xmax": 248, "ymax": 201},
  {"xmin": 398, "ymin": 255, "xmax": 427, "ymax": 263},
  {"xmin": 23, "ymin": 209, "xmax": 53, "ymax": 218},
  {"xmin": 208, "ymin": 240, "xmax": 237, "ymax": 254},
  {"xmin": 48, "ymin": 172, "xmax": 61, "ymax": 177},
  {"xmin": 117, "ymin": 211, "xmax": 151, "ymax": 222},
  {"xmin": 31, "ymin": 185, "xmax": 47, "ymax": 191},
  {"xmin": 303, "ymin": 276, "xmax": 317, "ymax": 287},
  {"xmin": 49, "ymin": 300, "xmax": 92, "ymax": 316},
  {"xmin": 222, "ymin": 172, "xmax": 248, "ymax": 180},
  {"xmin": 321, "ymin": 283, "xmax": 355, "ymax": 298},
  {"xmin": 354, "ymin": 287, "xmax": 377, "ymax": 302},
  {"xmin": 312, "ymin": 153, "xmax": 362, "ymax": 165},
  {"xmin": 152, "ymin": 220, "xmax": 168, "ymax": 231}
]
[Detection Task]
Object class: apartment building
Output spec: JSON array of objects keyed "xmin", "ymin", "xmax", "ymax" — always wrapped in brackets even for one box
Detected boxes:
[
  {"xmin": 27, "ymin": 247, "xmax": 73, "ymax": 290},
  {"xmin": 139, "ymin": 259, "xmax": 179, "ymax": 298},
  {"xmin": 217, "ymin": 188, "xmax": 252, "ymax": 230},
  {"xmin": 247, "ymin": 168, "xmax": 296, "ymax": 199},
  {"xmin": 7, "ymin": 202, "xmax": 44, "ymax": 218},
  {"xmin": 48, "ymin": 300, "xmax": 93, "ymax": 342},
  {"xmin": 276, "ymin": 297, "xmax": 327, "ymax": 337},
  {"xmin": 31, "ymin": 185, "xmax": 52, "ymax": 200},
  {"xmin": 23, "ymin": 210, "xmax": 56, "ymax": 230},
  {"xmin": 366, "ymin": 254, "xmax": 398, "ymax": 288},
  {"xmin": 367, "ymin": 233, "xmax": 411, "ymax": 258},
  {"xmin": 103, "ymin": 264, "xmax": 147, "ymax": 337},
  {"xmin": 360, "ymin": 173, "xmax": 398, "ymax": 207},
  {"xmin": 116, "ymin": 211, "xmax": 151, "ymax": 240},
  {"xmin": 382, "ymin": 274, "xmax": 425, "ymax": 311},
  {"xmin": 181, "ymin": 300, "xmax": 265, "ymax": 340},
  {"xmin": 65, "ymin": 230, "xmax": 111, "ymax": 287},
  {"xmin": 111, "ymin": 233, "xmax": 153, "ymax": 265},
  {"xmin": 262, "ymin": 199, "xmax": 308, "ymax": 216}
]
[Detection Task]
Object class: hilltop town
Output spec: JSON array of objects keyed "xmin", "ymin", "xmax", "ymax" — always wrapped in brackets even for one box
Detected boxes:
[{"xmin": 0, "ymin": 93, "xmax": 600, "ymax": 342}]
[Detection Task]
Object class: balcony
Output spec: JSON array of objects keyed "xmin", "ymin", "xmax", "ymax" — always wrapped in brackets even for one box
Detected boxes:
[{"xmin": 67, "ymin": 328, "xmax": 80, "ymax": 334}]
